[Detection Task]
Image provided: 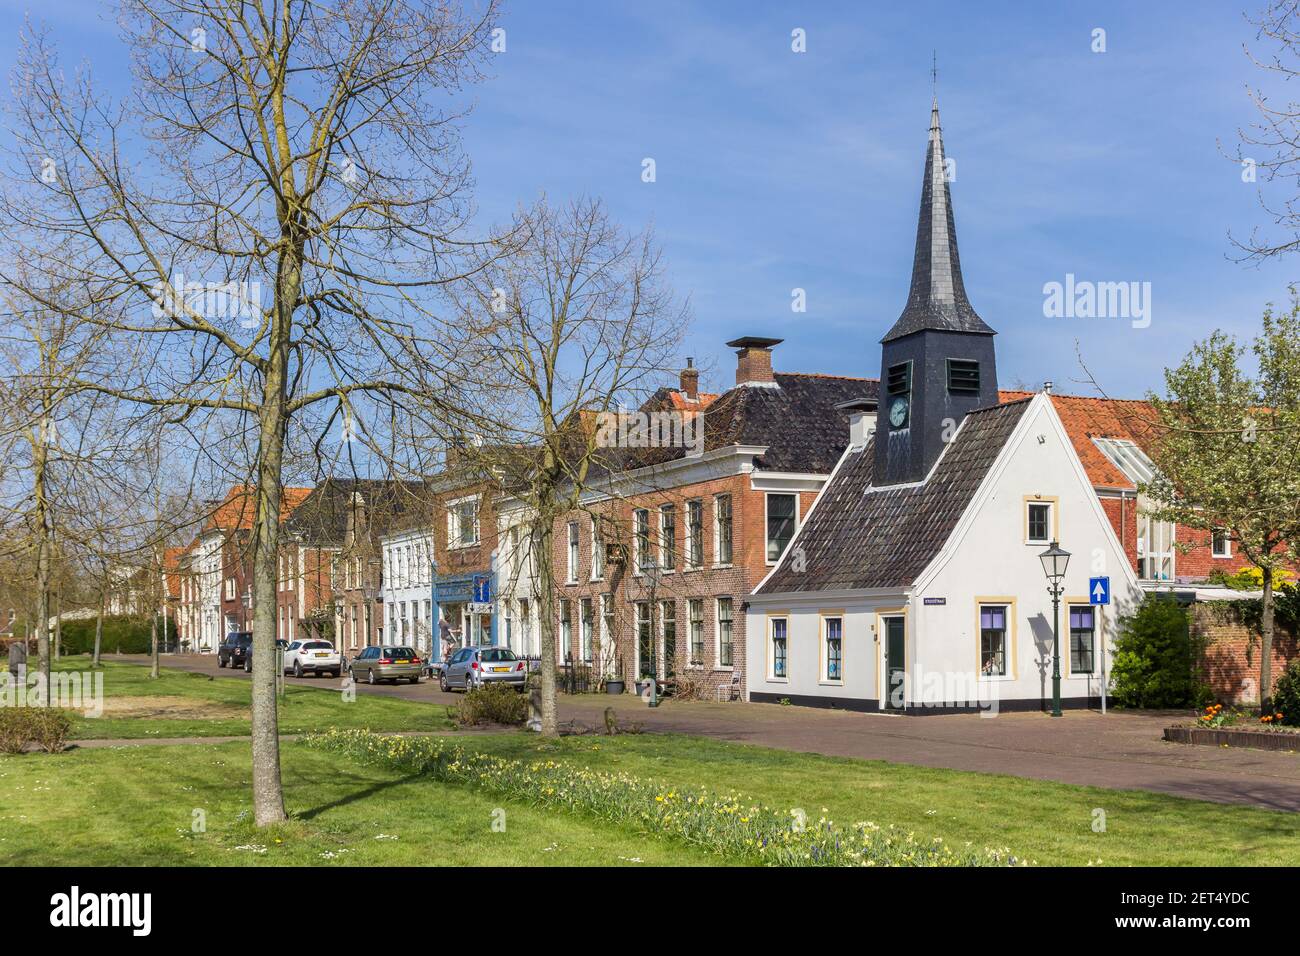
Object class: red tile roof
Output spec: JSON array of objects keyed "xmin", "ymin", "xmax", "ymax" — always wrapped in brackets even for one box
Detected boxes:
[
  {"xmin": 999, "ymin": 390, "xmax": 1163, "ymax": 491},
  {"xmin": 203, "ymin": 484, "xmax": 314, "ymax": 533}
]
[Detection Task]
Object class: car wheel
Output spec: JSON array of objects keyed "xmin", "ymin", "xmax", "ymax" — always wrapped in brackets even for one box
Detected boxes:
[
  {"xmin": 331, "ymin": 669, "xmax": 341, "ymax": 679},
  {"xmin": 367, "ymin": 669, "xmax": 376, "ymax": 685},
  {"xmin": 409, "ymin": 675, "xmax": 420, "ymax": 685},
  {"xmin": 348, "ymin": 667, "xmax": 356, "ymax": 682},
  {"xmin": 243, "ymin": 659, "xmax": 251, "ymax": 673},
  {"xmin": 293, "ymin": 661, "xmax": 303, "ymax": 679},
  {"xmin": 438, "ymin": 673, "xmax": 449, "ymax": 692},
  {"xmin": 218, "ymin": 657, "xmax": 226, "ymax": 669}
]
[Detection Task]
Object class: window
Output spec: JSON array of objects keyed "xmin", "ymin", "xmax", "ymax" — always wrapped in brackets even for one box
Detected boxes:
[
  {"xmin": 824, "ymin": 616, "xmax": 843, "ymax": 682},
  {"xmin": 601, "ymin": 593, "xmax": 615, "ymax": 668},
  {"xmin": 559, "ymin": 599, "xmax": 572, "ymax": 662},
  {"xmin": 770, "ymin": 618, "xmax": 788, "ymax": 679},
  {"xmin": 686, "ymin": 500, "xmax": 704, "ymax": 568},
  {"xmin": 714, "ymin": 495, "xmax": 733, "ymax": 565},
  {"xmin": 580, "ymin": 597, "xmax": 594, "ymax": 661},
  {"xmin": 1026, "ymin": 501, "xmax": 1053, "ymax": 545},
  {"xmin": 979, "ymin": 604, "xmax": 1009, "ymax": 677},
  {"xmin": 886, "ymin": 360, "xmax": 911, "ymax": 396},
  {"xmin": 518, "ymin": 598, "xmax": 531, "ymax": 656},
  {"xmin": 633, "ymin": 509, "xmax": 651, "ymax": 572},
  {"xmin": 766, "ymin": 493, "xmax": 797, "ymax": 563},
  {"xmin": 448, "ymin": 496, "xmax": 480, "ymax": 547},
  {"xmin": 659, "ymin": 504, "xmax": 676, "ymax": 571},
  {"xmin": 1069, "ymin": 605, "xmax": 1095, "ymax": 674},
  {"xmin": 1212, "ymin": 529, "xmax": 1231, "ymax": 559},
  {"xmin": 635, "ymin": 601, "xmax": 652, "ymax": 679},
  {"xmin": 224, "ymin": 578, "xmax": 235, "ymax": 601},
  {"xmin": 946, "ymin": 358, "xmax": 980, "ymax": 395},
  {"xmin": 566, "ymin": 521, "xmax": 580, "ymax": 583},
  {"xmin": 660, "ymin": 599, "xmax": 676, "ymax": 677},
  {"xmin": 1138, "ymin": 513, "xmax": 1175, "ymax": 580},
  {"xmin": 717, "ymin": 597, "xmax": 734, "ymax": 667},
  {"xmin": 591, "ymin": 520, "xmax": 605, "ymax": 580},
  {"xmin": 688, "ymin": 598, "xmax": 704, "ymax": 665}
]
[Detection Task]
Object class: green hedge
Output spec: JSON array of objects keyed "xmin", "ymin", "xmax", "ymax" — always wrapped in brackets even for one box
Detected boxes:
[
  {"xmin": 1111, "ymin": 595, "xmax": 1207, "ymax": 708},
  {"xmin": 56, "ymin": 614, "xmax": 172, "ymax": 655}
]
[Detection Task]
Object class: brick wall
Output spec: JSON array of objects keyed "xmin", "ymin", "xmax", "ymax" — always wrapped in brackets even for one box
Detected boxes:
[
  {"xmin": 1191, "ymin": 602, "xmax": 1299, "ymax": 704},
  {"xmin": 545, "ymin": 474, "xmax": 821, "ymax": 697}
]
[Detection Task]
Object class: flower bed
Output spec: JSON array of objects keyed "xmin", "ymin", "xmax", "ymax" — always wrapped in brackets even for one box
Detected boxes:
[
  {"xmin": 1164, "ymin": 726, "xmax": 1300, "ymax": 752},
  {"xmin": 304, "ymin": 729, "xmax": 1022, "ymax": 867}
]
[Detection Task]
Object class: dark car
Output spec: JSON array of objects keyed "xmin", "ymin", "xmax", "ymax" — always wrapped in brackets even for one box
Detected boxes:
[{"xmin": 217, "ymin": 632, "xmax": 253, "ymax": 672}]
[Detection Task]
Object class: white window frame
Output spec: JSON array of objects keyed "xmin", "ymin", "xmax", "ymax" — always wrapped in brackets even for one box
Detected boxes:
[
  {"xmin": 580, "ymin": 597, "xmax": 593, "ymax": 661},
  {"xmin": 977, "ymin": 599, "xmax": 1016, "ymax": 681},
  {"xmin": 590, "ymin": 519, "xmax": 605, "ymax": 581},
  {"xmin": 713, "ymin": 494, "xmax": 733, "ymax": 567},
  {"xmin": 1066, "ymin": 601, "xmax": 1097, "ymax": 676},
  {"xmin": 1024, "ymin": 498, "xmax": 1056, "ymax": 546},
  {"xmin": 715, "ymin": 596, "xmax": 734, "ymax": 670},
  {"xmin": 1212, "ymin": 529, "xmax": 1232, "ymax": 559},
  {"xmin": 658, "ymin": 503, "xmax": 676, "ymax": 573},
  {"xmin": 687, "ymin": 598, "xmax": 704, "ymax": 667},
  {"xmin": 633, "ymin": 508, "xmax": 650, "ymax": 575},
  {"xmin": 566, "ymin": 521, "xmax": 580, "ymax": 584},
  {"xmin": 447, "ymin": 495, "xmax": 480, "ymax": 549},
  {"xmin": 685, "ymin": 499, "xmax": 704, "ymax": 569},
  {"xmin": 765, "ymin": 492, "xmax": 799, "ymax": 566}
]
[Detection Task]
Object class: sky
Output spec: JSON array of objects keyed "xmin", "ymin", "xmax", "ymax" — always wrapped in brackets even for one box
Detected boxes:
[{"xmin": 2, "ymin": 0, "xmax": 1296, "ymax": 400}]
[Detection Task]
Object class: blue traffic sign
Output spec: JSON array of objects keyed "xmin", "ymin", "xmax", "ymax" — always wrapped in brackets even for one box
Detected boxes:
[
  {"xmin": 472, "ymin": 574, "xmax": 491, "ymax": 603},
  {"xmin": 1089, "ymin": 576, "xmax": 1110, "ymax": 606}
]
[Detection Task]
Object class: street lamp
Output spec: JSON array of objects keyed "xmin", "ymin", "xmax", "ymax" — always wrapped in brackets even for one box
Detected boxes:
[
  {"xmin": 643, "ymin": 564, "xmax": 662, "ymax": 708},
  {"xmin": 1038, "ymin": 539, "xmax": 1071, "ymax": 718}
]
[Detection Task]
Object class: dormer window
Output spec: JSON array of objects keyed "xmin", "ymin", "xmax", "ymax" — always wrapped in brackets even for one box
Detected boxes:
[{"xmin": 947, "ymin": 358, "xmax": 980, "ymax": 395}]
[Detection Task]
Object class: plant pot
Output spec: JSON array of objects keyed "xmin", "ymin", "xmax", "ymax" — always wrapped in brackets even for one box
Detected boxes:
[
  {"xmin": 634, "ymin": 680, "xmax": 652, "ymax": 696},
  {"xmin": 605, "ymin": 679, "xmax": 625, "ymax": 695}
]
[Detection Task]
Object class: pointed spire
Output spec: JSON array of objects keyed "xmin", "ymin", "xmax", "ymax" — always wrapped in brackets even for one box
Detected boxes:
[{"xmin": 882, "ymin": 98, "xmax": 994, "ymax": 343}]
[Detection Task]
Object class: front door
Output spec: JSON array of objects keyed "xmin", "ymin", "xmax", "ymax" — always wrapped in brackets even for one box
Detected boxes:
[{"xmin": 883, "ymin": 616, "xmax": 905, "ymax": 711}]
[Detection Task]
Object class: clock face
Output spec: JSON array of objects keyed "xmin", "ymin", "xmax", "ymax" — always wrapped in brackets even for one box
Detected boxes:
[{"xmin": 889, "ymin": 396, "xmax": 909, "ymax": 428}]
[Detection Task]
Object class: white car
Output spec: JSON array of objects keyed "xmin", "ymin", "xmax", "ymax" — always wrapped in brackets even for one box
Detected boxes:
[{"xmin": 283, "ymin": 639, "xmax": 342, "ymax": 678}]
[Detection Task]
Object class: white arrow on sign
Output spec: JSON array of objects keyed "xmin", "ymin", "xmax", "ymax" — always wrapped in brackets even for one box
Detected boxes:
[{"xmin": 1092, "ymin": 581, "xmax": 1106, "ymax": 600}]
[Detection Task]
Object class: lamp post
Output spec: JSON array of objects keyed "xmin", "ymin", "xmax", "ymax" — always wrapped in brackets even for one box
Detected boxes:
[
  {"xmin": 1038, "ymin": 539, "xmax": 1071, "ymax": 718},
  {"xmin": 644, "ymin": 564, "xmax": 661, "ymax": 708}
]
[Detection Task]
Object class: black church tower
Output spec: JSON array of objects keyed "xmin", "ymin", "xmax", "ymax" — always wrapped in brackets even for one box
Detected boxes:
[{"xmin": 874, "ymin": 99, "xmax": 998, "ymax": 486}]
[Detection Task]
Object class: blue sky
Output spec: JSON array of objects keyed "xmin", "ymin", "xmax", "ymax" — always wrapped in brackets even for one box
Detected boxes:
[{"xmin": 4, "ymin": 0, "xmax": 1296, "ymax": 399}]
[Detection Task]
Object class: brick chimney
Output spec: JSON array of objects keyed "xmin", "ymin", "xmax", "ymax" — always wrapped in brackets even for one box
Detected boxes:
[
  {"xmin": 679, "ymin": 357, "xmax": 699, "ymax": 399},
  {"xmin": 725, "ymin": 336, "xmax": 783, "ymax": 386}
]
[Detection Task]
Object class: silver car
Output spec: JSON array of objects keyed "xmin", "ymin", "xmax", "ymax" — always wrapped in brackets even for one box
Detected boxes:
[{"xmin": 439, "ymin": 646, "xmax": 525, "ymax": 692}]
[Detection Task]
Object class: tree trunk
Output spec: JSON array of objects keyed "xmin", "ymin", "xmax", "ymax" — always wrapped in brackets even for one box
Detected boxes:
[
  {"xmin": 248, "ymin": 258, "xmax": 296, "ymax": 826},
  {"xmin": 92, "ymin": 588, "xmax": 104, "ymax": 667},
  {"xmin": 532, "ymin": 518, "xmax": 558, "ymax": 737},
  {"xmin": 1260, "ymin": 565, "xmax": 1275, "ymax": 714},
  {"xmin": 33, "ymin": 421, "xmax": 51, "ymax": 707},
  {"xmin": 150, "ymin": 611, "xmax": 159, "ymax": 679},
  {"xmin": 53, "ymin": 586, "xmax": 61, "ymax": 660}
]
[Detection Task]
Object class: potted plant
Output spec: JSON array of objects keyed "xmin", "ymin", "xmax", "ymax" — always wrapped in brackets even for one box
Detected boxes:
[{"xmin": 605, "ymin": 657, "xmax": 625, "ymax": 695}]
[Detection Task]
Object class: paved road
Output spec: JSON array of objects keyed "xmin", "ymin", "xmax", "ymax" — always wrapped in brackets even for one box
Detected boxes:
[{"xmin": 111, "ymin": 654, "xmax": 1300, "ymax": 812}]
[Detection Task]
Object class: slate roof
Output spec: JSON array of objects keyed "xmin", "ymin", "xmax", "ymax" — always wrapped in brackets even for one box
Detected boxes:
[
  {"xmin": 882, "ymin": 100, "xmax": 995, "ymax": 343},
  {"xmin": 286, "ymin": 478, "xmax": 429, "ymax": 545},
  {"xmin": 606, "ymin": 373, "xmax": 880, "ymax": 476},
  {"xmin": 756, "ymin": 397, "xmax": 1032, "ymax": 594}
]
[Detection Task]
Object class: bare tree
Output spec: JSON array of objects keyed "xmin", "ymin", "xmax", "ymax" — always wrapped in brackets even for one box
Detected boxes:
[
  {"xmin": 444, "ymin": 197, "xmax": 689, "ymax": 736},
  {"xmin": 0, "ymin": 0, "xmax": 504, "ymax": 824}
]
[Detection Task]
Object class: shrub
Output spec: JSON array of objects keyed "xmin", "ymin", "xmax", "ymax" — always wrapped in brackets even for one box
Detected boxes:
[
  {"xmin": 0, "ymin": 708, "xmax": 36, "ymax": 754},
  {"xmin": 452, "ymin": 683, "xmax": 527, "ymax": 727},
  {"xmin": 57, "ymin": 614, "xmax": 171, "ymax": 655},
  {"xmin": 1110, "ymin": 595, "xmax": 1204, "ymax": 708},
  {"xmin": 305, "ymin": 729, "xmax": 1022, "ymax": 867},
  {"xmin": 28, "ymin": 709, "xmax": 72, "ymax": 753},
  {"xmin": 1272, "ymin": 659, "xmax": 1300, "ymax": 727}
]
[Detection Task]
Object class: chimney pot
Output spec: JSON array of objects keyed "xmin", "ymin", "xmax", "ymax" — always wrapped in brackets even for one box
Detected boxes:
[
  {"xmin": 679, "ymin": 357, "xmax": 699, "ymax": 399},
  {"xmin": 1043, "ymin": 381, "xmax": 1053, "ymax": 394},
  {"xmin": 836, "ymin": 398, "xmax": 879, "ymax": 451}
]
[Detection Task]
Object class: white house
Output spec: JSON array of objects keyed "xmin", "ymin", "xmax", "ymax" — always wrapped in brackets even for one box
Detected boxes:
[
  {"xmin": 745, "ymin": 98, "xmax": 1141, "ymax": 714},
  {"xmin": 380, "ymin": 526, "xmax": 435, "ymax": 654}
]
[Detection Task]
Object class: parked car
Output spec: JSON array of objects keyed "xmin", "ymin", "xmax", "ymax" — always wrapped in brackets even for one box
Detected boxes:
[
  {"xmin": 217, "ymin": 632, "xmax": 253, "ymax": 671},
  {"xmin": 283, "ymin": 639, "xmax": 342, "ymax": 678},
  {"xmin": 348, "ymin": 645, "xmax": 422, "ymax": 685},
  {"xmin": 440, "ymin": 646, "xmax": 526, "ymax": 692}
]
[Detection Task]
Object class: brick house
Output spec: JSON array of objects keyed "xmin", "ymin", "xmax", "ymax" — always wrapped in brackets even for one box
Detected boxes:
[{"xmin": 511, "ymin": 337, "xmax": 879, "ymax": 698}]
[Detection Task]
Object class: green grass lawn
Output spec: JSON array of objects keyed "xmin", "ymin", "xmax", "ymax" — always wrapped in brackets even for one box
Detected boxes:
[
  {"xmin": 50, "ymin": 659, "xmax": 453, "ymax": 739},
  {"xmin": 0, "ymin": 740, "xmax": 721, "ymax": 866},
  {"xmin": 2, "ymin": 727, "xmax": 1296, "ymax": 865}
]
